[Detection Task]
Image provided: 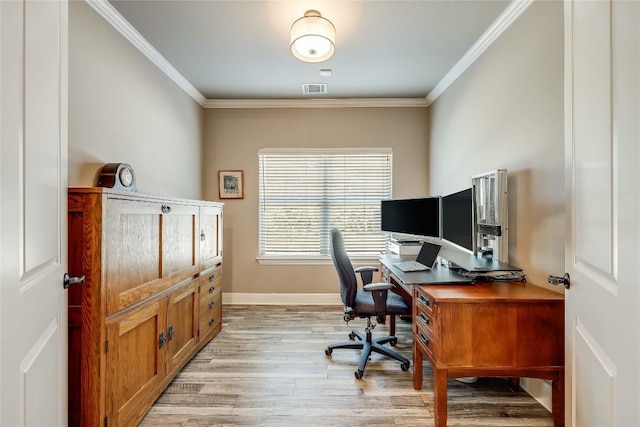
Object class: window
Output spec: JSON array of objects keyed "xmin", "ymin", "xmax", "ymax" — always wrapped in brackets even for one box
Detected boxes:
[{"xmin": 258, "ymin": 148, "xmax": 392, "ymax": 261}]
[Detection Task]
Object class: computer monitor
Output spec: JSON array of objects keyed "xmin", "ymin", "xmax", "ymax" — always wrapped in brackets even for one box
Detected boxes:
[
  {"xmin": 380, "ymin": 197, "xmax": 440, "ymax": 239},
  {"xmin": 441, "ymin": 188, "xmax": 475, "ymax": 253}
]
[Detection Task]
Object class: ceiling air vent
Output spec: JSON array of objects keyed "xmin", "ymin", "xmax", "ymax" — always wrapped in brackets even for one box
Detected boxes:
[{"xmin": 302, "ymin": 83, "xmax": 328, "ymax": 95}]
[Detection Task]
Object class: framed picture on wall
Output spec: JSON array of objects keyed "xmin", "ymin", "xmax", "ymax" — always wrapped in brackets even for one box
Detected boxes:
[{"xmin": 218, "ymin": 170, "xmax": 244, "ymax": 199}]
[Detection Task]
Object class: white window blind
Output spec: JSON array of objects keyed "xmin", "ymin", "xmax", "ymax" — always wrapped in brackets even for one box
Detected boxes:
[{"xmin": 259, "ymin": 148, "xmax": 392, "ymax": 257}]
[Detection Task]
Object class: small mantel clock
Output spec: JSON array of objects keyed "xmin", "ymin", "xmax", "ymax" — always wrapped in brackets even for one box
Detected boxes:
[{"xmin": 97, "ymin": 162, "xmax": 137, "ymax": 191}]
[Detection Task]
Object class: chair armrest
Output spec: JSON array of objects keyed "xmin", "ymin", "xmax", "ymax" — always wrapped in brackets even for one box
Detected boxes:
[
  {"xmin": 355, "ymin": 266, "xmax": 379, "ymax": 285},
  {"xmin": 363, "ymin": 282, "xmax": 395, "ymax": 322},
  {"xmin": 363, "ymin": 282, "xmax": 394, "ymax": 292}
]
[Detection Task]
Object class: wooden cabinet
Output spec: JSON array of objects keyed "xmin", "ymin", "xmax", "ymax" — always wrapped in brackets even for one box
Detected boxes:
[
  {"xmin": 412, "ymin": 283, "xmax": 565, "ymax": 427},
  {"xmin": 68, "ymin": 188, "xmax": 223, "ymax": 427}
]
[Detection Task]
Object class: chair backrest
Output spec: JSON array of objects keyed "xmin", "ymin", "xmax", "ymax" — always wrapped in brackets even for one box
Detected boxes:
[{"xmin": 330, "ymin": 229, "xmax": 358, "ymax": 308}]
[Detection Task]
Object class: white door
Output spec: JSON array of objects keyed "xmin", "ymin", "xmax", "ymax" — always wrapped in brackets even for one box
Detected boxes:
[
  {"xmin": 564, "ymin": 0, "xmax": 639, "ymax": 425},
  {"xmin": 0, "ymin": 0, "xmax": 69, "ymax": 425}
]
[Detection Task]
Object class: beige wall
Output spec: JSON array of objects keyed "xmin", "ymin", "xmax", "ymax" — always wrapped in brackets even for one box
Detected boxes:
[
  {"xmin": 70, "ymin": 0, "xmax": 563, "ymax": 295},
  {"xmin": 204, "ymin": 108, "xmax": 430, "ymax": 294},
  {"xmin": 429, "ymin": 1, "xmax": 564, "ymax": 289},
  {"xmin": 68, "ymin": 1, "xmax": 204, "ymax": 199}
]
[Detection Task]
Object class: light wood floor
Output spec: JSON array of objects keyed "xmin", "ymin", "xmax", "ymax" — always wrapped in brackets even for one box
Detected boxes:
[{"xmin": 140, "ymin": 305, "xmax": 554, "ymax": 426}]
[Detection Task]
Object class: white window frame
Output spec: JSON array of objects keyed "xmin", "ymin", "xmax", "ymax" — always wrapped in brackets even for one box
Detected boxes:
[{"xmin": 257, "ymin": 148, "xmax": 392, "ymax": 265}]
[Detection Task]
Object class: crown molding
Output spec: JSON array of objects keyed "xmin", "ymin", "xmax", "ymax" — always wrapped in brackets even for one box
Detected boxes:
[
  {"xmin": 203, "ymin": 98, "xmax": 429, "ymax": 109},
  {"xmin": 425, "ymin": 0, "xmax": 535, "ymax": 106},
  {"xmin": 85, "ymin": 0, "xmax": 207, "ymax": 107},
  {"xmin": 88, "ymin": 0, "xmax": 530, "ymax": 110}
]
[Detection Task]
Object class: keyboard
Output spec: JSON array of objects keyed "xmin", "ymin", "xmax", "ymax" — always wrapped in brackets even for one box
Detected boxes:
[{"xmin": 393, "ymin": 260, "xmax": 430, "ymax": 272}]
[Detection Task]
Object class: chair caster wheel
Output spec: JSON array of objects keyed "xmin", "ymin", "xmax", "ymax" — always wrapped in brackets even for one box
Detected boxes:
[
  {"xmin": 390, "ymin": 338, "xmax": 398, "ymax": 347},
  {"xmin": 355, "ymin": 370, "xmax": 364, "ymax": 379},
  {"xmin": 348, "ymin": 332, "xmax": 356, "ymax": 340},
  {"xmin": 325, "ymin": 348, "xmax": 333, "ymax": 356},
  {"xmin": 401, "ymin": 362, "xmax": 410, "ymax": 371}
]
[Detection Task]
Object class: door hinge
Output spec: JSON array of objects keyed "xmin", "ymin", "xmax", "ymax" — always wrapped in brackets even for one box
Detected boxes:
[{"xmin": 105, "ymin": 340, "xmax": 109, "ymax": 353}]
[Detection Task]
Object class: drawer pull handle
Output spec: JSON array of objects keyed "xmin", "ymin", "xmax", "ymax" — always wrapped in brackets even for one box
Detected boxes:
[
  {"xmin": 208, "ymin": 318, "xmax": 215, "ymax": 327},
  {"xmin": 168, "ymin": 326, "xmax": 175, "ymax": 341},
  {"xmin": 209, "ymin": 286, "xmax": 215, "ymax": 293},
  {"xmin": 161, "ymin": 204, "xmax": 172, "ymax": 214},
  {"xmin": 419, "ymin": 332, "xmax": 429, "ymax": 346},
  {"xmin": 209, "ymin": 301, "xmax": 215, "ymax": 309},
  {"xmin": 208, "ymin": 274, "xmax": 215, "ymax": 282},
  {"xmin": 419, "ymin": 313, "xmax": 429, "ymax": 325},
  {"xmin": 201, "ymin": 230, "xmax": 206, "ymax": 241},
  {"xmin": 418, "ymin": 295, "xmax": 430, "ymax": 306}
]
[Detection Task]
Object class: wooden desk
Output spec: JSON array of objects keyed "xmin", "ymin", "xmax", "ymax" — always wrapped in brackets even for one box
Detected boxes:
[{"xmin": 412, "ymin": 283, "xmax": 564, "ymax": 427}]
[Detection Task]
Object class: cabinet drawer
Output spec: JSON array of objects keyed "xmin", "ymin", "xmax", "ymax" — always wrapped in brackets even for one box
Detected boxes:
[
  {"xmin": 200, "ymin": 267, "xmax": 222, "ymax": 301},
  {"xmin": 198, "ymin": 266, "xmax": 222, "ymax": 340},
  {"xmin": 199, "ymin": 291, "xmax": 222, "ymax": 337},
  {"xmin": 199, "ymin": 283, "xmax": 221, "ymax": 315}
]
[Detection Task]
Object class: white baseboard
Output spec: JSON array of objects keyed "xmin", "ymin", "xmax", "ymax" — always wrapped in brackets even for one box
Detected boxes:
[
  {"xmin": 520, "ymin": 378, "xmax": 552, "ymax": 412},
  {"xmin": 222, "ymin": 292, "xmax": 342, "ymax": 306}
]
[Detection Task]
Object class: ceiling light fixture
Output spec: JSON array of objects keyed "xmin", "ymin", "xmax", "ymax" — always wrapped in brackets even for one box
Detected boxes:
[{"xmin": 290, "ymin": 10, "xmax": 335, "ymax": 63}]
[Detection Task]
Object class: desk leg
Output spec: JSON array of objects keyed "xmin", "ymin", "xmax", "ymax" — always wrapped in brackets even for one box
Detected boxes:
[
  {"xmin": 413, "ymin": 344, "xmax": 423, "ymax": 390},
  {"xmin": 552, "ymin": 372, "xmax": 565, "ymax": 427},
  {"xmin": 433, "ymin": 368, "xmax": 448, "ymax": 427}
]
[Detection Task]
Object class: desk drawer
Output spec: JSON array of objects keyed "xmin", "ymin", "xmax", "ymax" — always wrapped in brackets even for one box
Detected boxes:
[
  {"xmin": 414, "ymin": 325, "xmax": 436, "ymax": 357},
  {"xmin": 414, "ymin": 304, "xmax": 435, "ymax": 348},
  {"xmin": 415, "ymin": 307, "xmax": 434, "ymax": 336},
  {"xmin": 413, "ymin": 286, "xmax": 437, "ymax": 358},
  {"xmin": 414, "ymin": 287, "xmax": 434, "ymax": 315}
]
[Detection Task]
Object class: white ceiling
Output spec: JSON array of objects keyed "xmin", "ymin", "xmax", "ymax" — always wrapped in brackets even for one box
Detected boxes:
[{"xmin": 108, "ymin": 0, "xmax": 512, "ymax": 101}]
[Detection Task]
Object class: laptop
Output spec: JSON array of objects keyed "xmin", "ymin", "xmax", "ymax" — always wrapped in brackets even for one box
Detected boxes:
[{"xmin": 393, "ymin": 242, "xmax": 441, "ymax": 272}]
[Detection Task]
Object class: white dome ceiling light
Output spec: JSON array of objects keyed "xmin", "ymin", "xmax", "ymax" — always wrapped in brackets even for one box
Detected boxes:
[{"xmin": 290, "ymin": 10, "xmax": 335, "ymax": 63}]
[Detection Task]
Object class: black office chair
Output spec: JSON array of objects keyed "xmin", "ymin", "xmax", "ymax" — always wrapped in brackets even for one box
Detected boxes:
[{"xmin": 325, "ymin": 228, "xmax": 411, "ymax": 379}]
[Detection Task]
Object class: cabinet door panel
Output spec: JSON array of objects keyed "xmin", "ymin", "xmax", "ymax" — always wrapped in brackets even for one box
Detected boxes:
[
  {"xmin": 200, "ymin": 205, "xmax": 222, "ymax": 270},
  {"xmin": 161, "ymin": 203, "xmax": 199, "ymax": 279},
  {"xmin": 167, "ymin": 280, "xmax": 198, "ymax": 372},
  {"xmin": 106, "ymin": 199, "xmax": 162, "ymax": 315},
  {"xmin": 106, "ymin": 300, "xmax": 166, "ymax": 427},
  {"xmin": 106, "ymin": 199, "xmax": 200, "ymax": 315}
]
